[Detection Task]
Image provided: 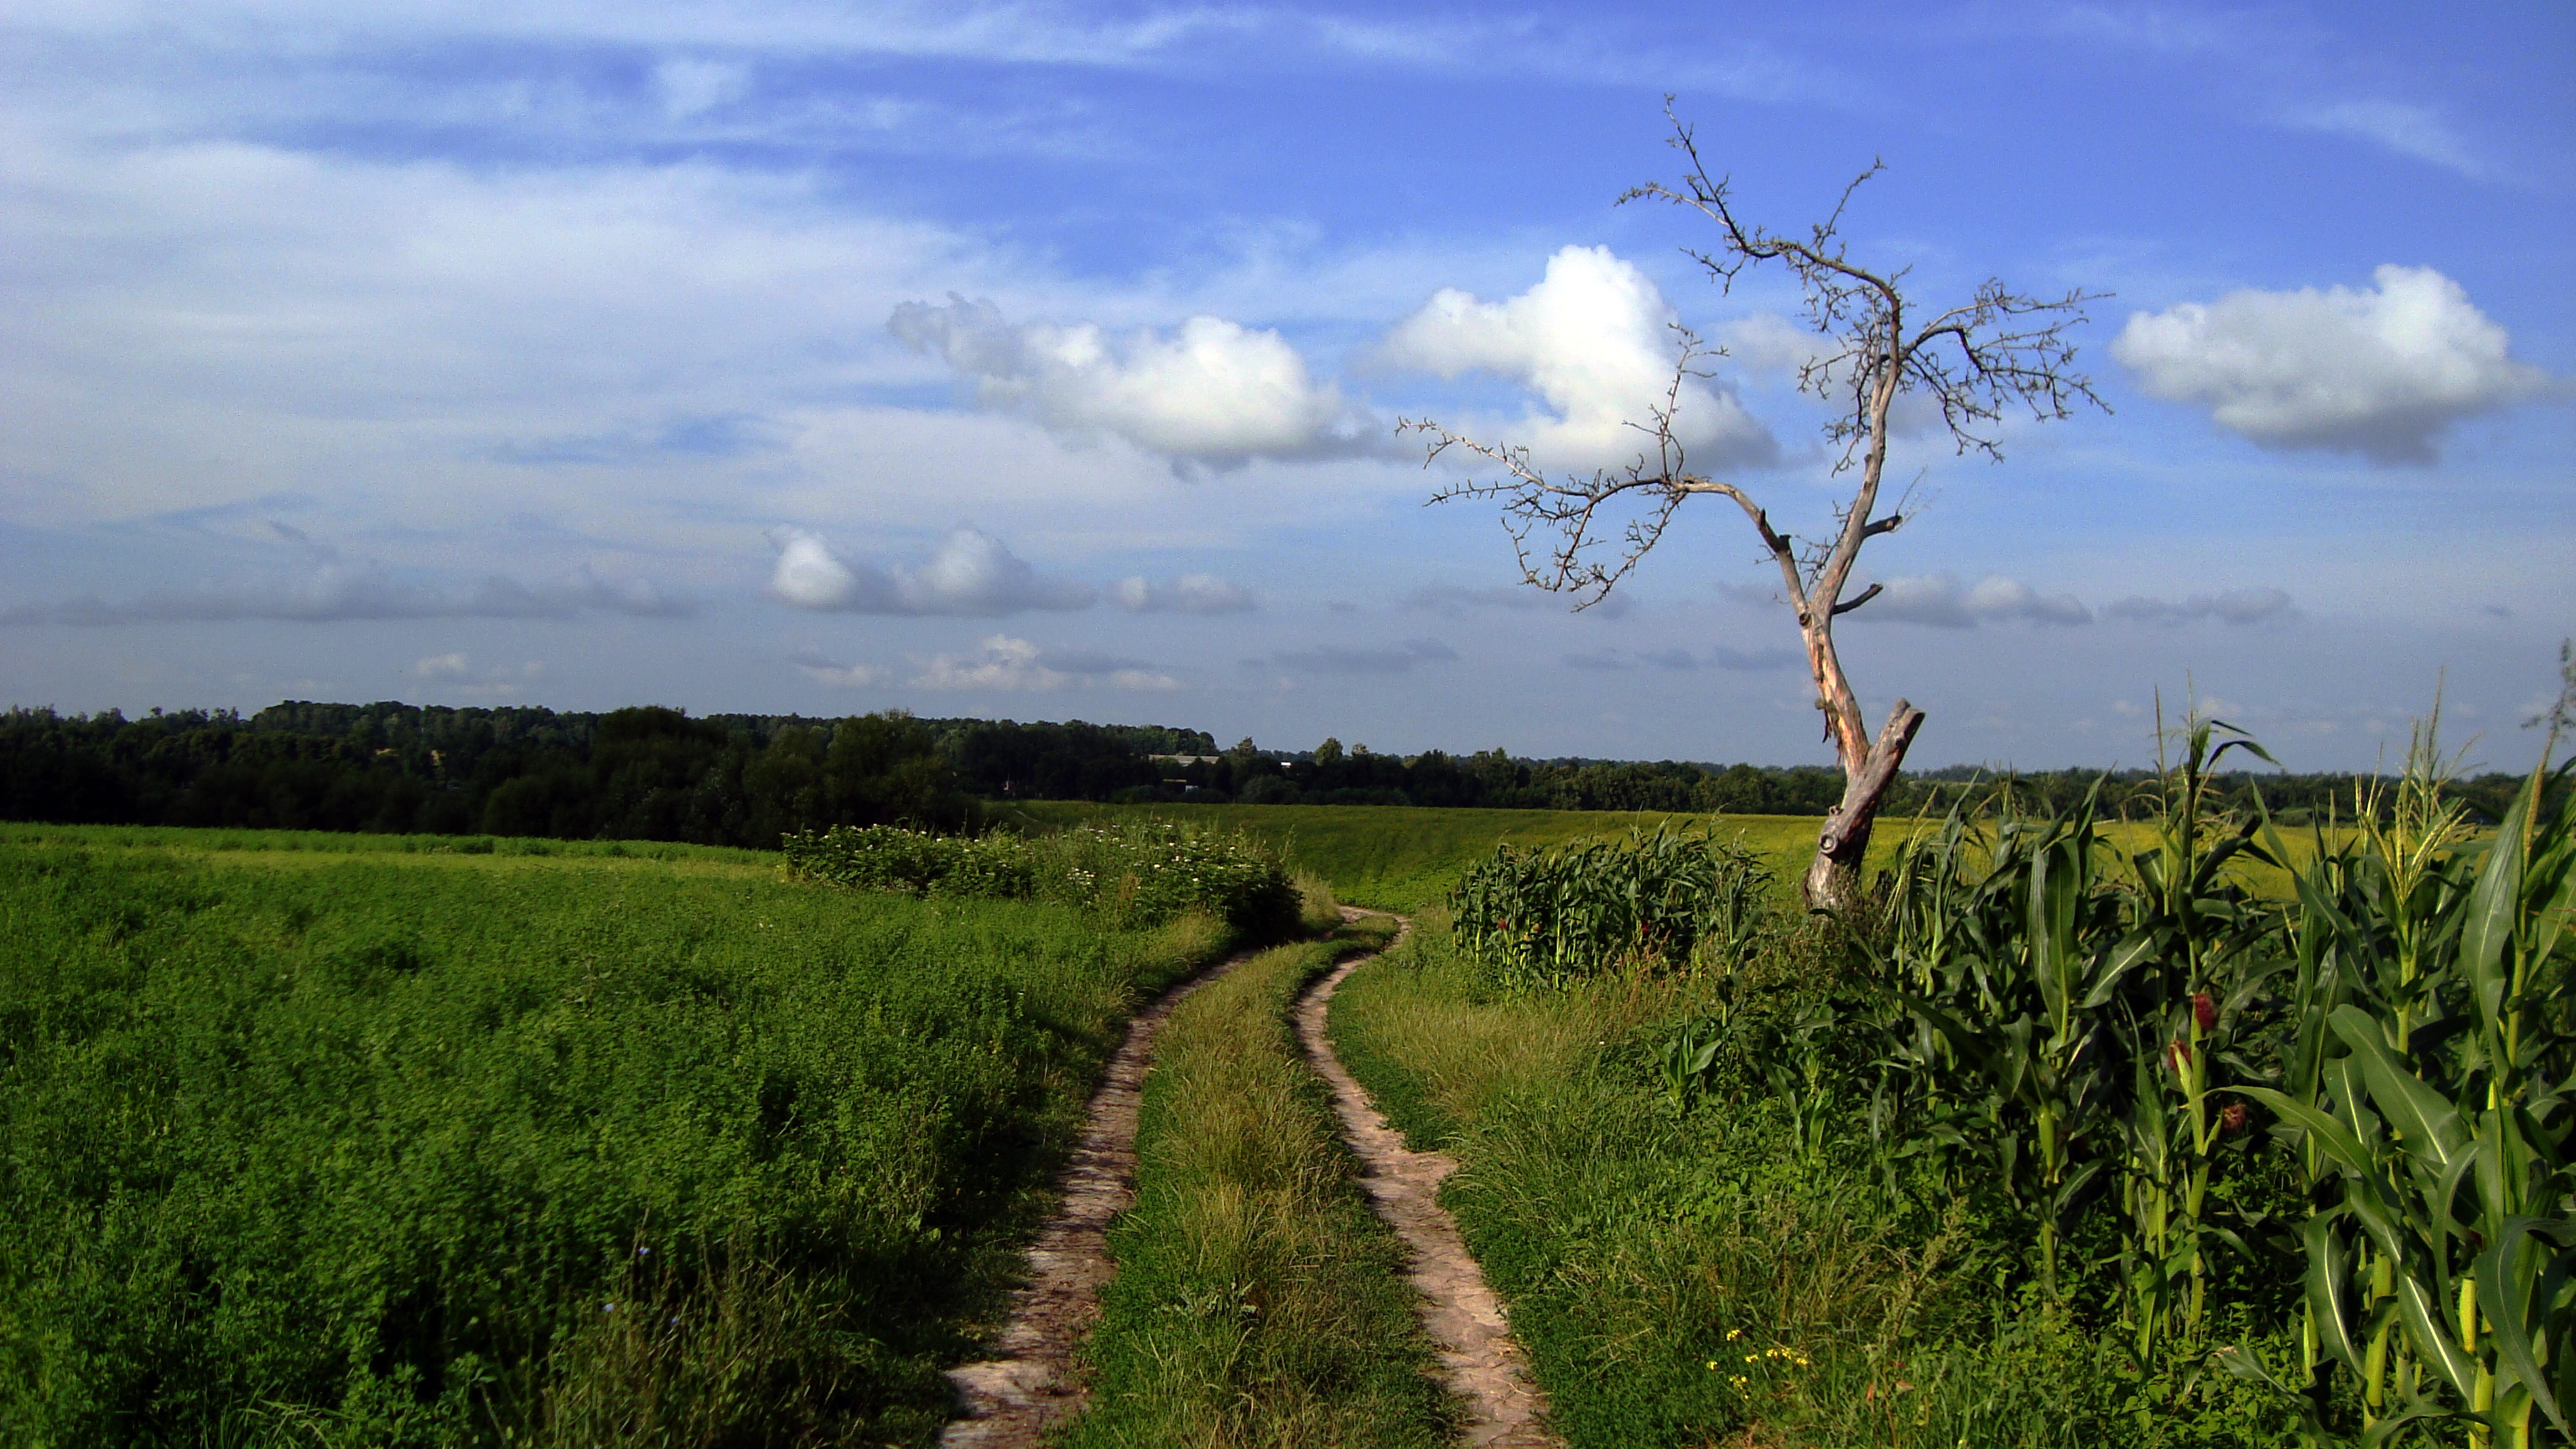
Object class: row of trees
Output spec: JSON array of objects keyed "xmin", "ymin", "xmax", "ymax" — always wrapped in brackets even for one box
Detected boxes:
[
  {"xmin": 0, "ymin": 701, "xmax": 2547, "ymax": 849},
  {"xmin": 0, "ymin": 703, "xmax": 1206, "ymax": 849}
]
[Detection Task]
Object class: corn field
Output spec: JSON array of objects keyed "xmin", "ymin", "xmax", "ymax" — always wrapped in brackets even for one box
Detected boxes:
[
  {"xmin": 1452, "ymin": 719, "xmax": 2574, "ymax": 1445},
  {"xmin": 1448, "ymin": 824, "xmax": 1777, "ymax": 988}
]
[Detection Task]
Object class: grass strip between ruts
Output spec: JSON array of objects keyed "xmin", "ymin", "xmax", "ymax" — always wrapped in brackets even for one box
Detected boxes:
[{"xmin": 1052, "ymin": 921, "xmax": 1455, "ymax": 1449}]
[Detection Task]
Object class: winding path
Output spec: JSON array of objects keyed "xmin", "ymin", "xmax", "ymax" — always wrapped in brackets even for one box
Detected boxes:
[
  {"xmin": 940, "ymin": 946, "xmax": 1257, "ymax": 1448},
  {"xmin": 942, "ymin": 915, "xmax": 1559, "ymax": 1447},
  {"xmin": 1292, "ymin": 911, "xmax": 1560, "ymax": 1449}
]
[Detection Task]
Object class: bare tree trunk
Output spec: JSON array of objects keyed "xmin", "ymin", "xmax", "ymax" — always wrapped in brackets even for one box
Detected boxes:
[{"xmin": 1803, "ymin": 699, "xmax": 1924, "ymax": 911}]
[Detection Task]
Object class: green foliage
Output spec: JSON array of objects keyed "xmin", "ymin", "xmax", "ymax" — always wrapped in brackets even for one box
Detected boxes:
[
  {"xmin": 1381, "ymin": 710, "xmax": 2573, "ymax": 1446},
  {"xmin": 0, "ymin": 835, "xmax": 1225, "ymax": 1446},
  {"xmin": 1057, "ymin": 933, "xmax": 1453, "ymax": 1449},
  {"xmin": 1004, "ymin": 802, "xmax": 1891, "ymax": 912},
  {"xmin": 1447, "ymin": 825, "xmax": 1777, "ymax": 987},
  {"xmin": 781, "ymin": 819, "xmax": 1301, "ymax": 938}
]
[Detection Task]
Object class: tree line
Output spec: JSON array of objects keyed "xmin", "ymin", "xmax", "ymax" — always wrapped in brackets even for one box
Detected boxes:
[{"xmin": 0, "ymin": 699, "xmax": 2544, "ymax": 850}]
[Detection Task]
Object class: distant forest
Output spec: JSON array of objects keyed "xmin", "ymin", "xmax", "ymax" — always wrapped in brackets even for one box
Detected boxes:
[{"xmin": 0, "ymin": 700, "xmax": 2550, "ymax": 851}]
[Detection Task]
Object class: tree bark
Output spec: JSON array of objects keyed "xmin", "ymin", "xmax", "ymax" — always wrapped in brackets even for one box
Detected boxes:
[{"xmin": 1803, "ymin": 698, "xmax": 1924, "ymax": 912}]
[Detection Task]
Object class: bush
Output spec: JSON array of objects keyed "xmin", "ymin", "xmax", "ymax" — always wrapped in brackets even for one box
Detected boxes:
[{"xmin": 782, "ymin": 820, "xmax": 1300, "ymax": 938}]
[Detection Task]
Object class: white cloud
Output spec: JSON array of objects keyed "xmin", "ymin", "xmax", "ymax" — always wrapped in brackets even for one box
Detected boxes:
[
  {"xmin": 1857, "ymin": 574, "xmax": 2093, "ymax": 629},
  {"xmin": 909, "ymin": 633, "xmax": 1176, "ymax": 691},
  {"xmin": 1376, "ymin": 245, "xmax": 1776, "ymax": 472},
  {"xmin": 2103, "ymin": 588, "xmax": 2297, "ymax": 626},
  {"xmin": 1712, "ymin": 311, "xmax": 1820, "ymax": 380},
  {"xmin": 2279, "ymin": 101, "xmax": 2483, "ymax": 178},
  {"xmin": 0, "ymin": 560, "xmax": 693, "ymax": 626},
  {"xmin": 768, "ymin": 527, "xmax": 1094, "ymax": 615},
  {"xmin": 888, "ymin": 295, "xmax": 1362, "ymax": 465},
  {"xmin": 2111, "ymin": 266, "xmax": 2551, "ymax": 463},
  {"xmin": 1109, "ymin": 573, "xmax": 1255, "ymax": 614}
]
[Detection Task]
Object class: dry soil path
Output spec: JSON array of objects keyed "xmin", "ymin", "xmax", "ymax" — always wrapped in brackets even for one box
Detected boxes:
[
  {"xmin": 1293, "ymin": 909, "xmax": 1560, "ymax": 1449},
  {"xmin": 939, "ymin": 943, "xmax": 1258, "ymax": 1448},
  {"xmin": 942, "ymin": 916, "xmax": 1559, "ymax": 1448}
]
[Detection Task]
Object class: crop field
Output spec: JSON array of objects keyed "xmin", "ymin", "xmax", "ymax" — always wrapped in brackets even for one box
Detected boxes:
[
  {"xmin": 1000, "ymin": 802, "xmax": 1904, "ymax": 911},
  {"xmin": 1330, "ymin": 744, "xmax": 2574, "ymax": 1447},
  {"xmin": 1003, "ymin": 800, "xmax": 2342, "ymax": 912},
  {"xmin": 0, "ymin": 823, "xmax": 1229, "ymax": 1446}
]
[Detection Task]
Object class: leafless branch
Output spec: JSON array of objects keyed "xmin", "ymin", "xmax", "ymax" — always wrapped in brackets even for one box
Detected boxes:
[{"xmin": 1425, "ymin": 102, "xmax": 2108, "ymax": 905}]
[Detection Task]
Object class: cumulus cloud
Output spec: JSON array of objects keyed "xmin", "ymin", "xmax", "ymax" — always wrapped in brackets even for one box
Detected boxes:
[
  {"xmin": 1856, "ymin": 574, "xmax": 2094, "ymax": 629},
  {"xmin": 2102, "ymin": 588, "xmax": 2297, "ymax": 626},
  {"xmin": 888, "ymin": 294, "xmax": 1362, "ymax": 466},
  {"xmin": 0, "ymin": 560, "xmax": 693, "ymax": 626},
  {"xmin": 1267, "ymin": 638, "xmax": 1458, "ymax": 674},
  {"xmin": 769, "ymin": 527, "xmax": 1094, "ymax": 615},
  {"xmin": 1376, "ymin": 245, "xmax": 1776, "ymax": 472},
  {"xmin": 1110, "ymin": 573, "xmax": 1255, "ymax": 614},
  {"xmin": 909, "ymin": 634, "xmax": 1178, "ymax": 691},
  {"xmin": 2111, "ymin": 266, "xmax": 2550, "ymax": 463}
]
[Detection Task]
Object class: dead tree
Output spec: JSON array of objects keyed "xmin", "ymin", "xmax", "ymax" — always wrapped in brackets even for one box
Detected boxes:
[{"xmin": 1405, "ymin": 109, "xmax": 2106, "ymax": 911}]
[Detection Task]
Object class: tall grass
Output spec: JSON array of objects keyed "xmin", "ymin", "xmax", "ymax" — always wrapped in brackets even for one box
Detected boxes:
[
  {"xmin": 1056, "ymin": 922, "xmax": 1452, "ymax": 1449},
  {"xmin": 0, "ymin": 836, "xmax": 1228, "ymax": 1447}
]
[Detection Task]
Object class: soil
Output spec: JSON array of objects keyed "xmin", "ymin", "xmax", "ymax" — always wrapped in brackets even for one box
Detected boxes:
[
  {"xmin": 1292, "ymin": 910, "xmax": 1561, "ymax": 1448},
  {"xmin": 938, "ymin": 944, "xmax": 1258, "ymax": 1448},
  {"xmin": 942, "ymin": 914, "xmax": 1561, "ymax": 1447}
]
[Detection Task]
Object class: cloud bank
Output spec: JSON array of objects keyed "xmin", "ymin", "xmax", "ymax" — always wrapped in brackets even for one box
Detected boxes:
[
  {"xmin": 911, "ymin": 634, "xmax": 1177, "ymax": 692},
  {"xmin": 770, "ymin": 527, "xmax": 1094, "ymax": 615},
  {"xmin": 888, "ymin": 295, "xmax": 1361, "ymax": 465},
  {"xmin": 2103, "ymin": 589, "xmax": 2297, "ymax": 626},
  {"xmin": 1857, "ymin": 575, "xmax": 2095, "ymax": 629},
  {"xmin": 1377, "ymin": 245, "xmax": 1776, "ymax": 472},
  {"xmin": 2111, "ymin": 265, "xmax": 2548, "ymax": 463}
]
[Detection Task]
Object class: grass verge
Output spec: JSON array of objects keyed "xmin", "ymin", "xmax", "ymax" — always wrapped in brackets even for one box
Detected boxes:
[{"xmin": 1054, "ymin": 922, "xmax": 1448, "ymax": 1449}]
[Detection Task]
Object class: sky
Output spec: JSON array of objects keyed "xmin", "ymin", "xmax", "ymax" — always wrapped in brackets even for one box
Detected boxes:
[{"xmin": 3, "ymin": 0, "xmax": 2571, "ymax": 772}]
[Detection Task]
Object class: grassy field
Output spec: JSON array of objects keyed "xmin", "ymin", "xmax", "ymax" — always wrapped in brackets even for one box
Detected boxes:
[
  {"xmin": 0, "ymin": 823, "xmax": 1230, "ymax": 1447},
  {"xmin": 1058, "ymin": 916, "xmax": 1455, "ymax": 1449}
]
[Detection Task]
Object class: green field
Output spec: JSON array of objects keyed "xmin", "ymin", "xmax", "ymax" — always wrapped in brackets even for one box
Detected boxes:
[{"xmin": 0, "ymin": 823, "xmax": 1228, "ymax": 1446}]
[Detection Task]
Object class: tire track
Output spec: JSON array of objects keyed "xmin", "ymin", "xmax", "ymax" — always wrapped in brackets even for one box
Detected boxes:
[
  {"xmin": 1293, "ymin": 911, "xmax": 1561, "ymax": 1449},
  {"xmin": 939, "ymin": 944, "xmax": 1261, "ymax": 1448}
]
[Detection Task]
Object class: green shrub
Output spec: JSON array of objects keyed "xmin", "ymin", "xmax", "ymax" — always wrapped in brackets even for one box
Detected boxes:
[{"xmin": 782, "ymin": 820, "xmax": 1299, "ymax": 938}]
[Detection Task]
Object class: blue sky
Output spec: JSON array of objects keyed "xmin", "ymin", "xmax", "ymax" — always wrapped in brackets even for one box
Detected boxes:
[{"xmin": 3, "ymin": 1, "xmax": 2570, "ymax": 771}]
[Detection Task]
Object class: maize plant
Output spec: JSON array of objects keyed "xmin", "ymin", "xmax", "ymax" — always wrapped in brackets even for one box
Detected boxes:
[
  {"xmin": 2227, "ymin": 756, "xmax": 2575, "ymax": 1446},
  {"xmin": 1448, "ymin": 825, "xmax": 1773, "ymax": 988}
]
